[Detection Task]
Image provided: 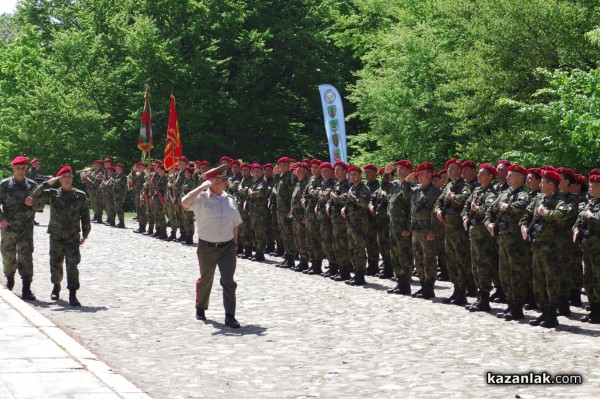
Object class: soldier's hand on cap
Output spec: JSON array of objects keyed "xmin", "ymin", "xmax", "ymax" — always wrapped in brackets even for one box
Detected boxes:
[
  {"xmin": 405, "ymin": 172, "xmax": 416, "ymax": 183},
  {"xmin": 486, "ymin": 223, "xmax": 495, "ymax": 237},
  {"xmin": 426, "ymin": 233, "xmax": 436, "ymax": 241},
  {"xmin": 521, "ymin": 226, "xmax": 528, "ymax": 241},
  {"xmin": 0, "ymin": 219, "xmax": 9, "ymax": 229},
  {"xmin": 48, "ymin": 176, "xmax": 61, "ymax": 185},
  {"xmin": 384, "ymin": 163, "xmax": 394, "ymax": 174},
  {"xmin": 24, "ymin": 196, "xmax": 34, "ymax": 207}
]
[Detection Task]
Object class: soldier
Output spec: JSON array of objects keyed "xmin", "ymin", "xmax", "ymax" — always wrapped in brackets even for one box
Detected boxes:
[
  {"xmin": 433, "ymin": 170, "xmax": 449, "ymax": 282},
  {"xmin": 573, "ymin": 172, "xmax": 600, "ymax": 324},
  {"xmin": 227, "ymin": 160, "xmax": 243, "ymax": 254},
  {"xmin": 327, "ymin": 161, "xmax": 352, "ymax": 281},
  {"xmin": 291, "ymin": 162, "xmax": 310, "ymax": 271},
  {"xmin": 363, "ymin": 164, "xmax": 381, "ymax": 276},
  {"xmin": 264, "ymin": 163, "xmax": 281, "ymax": 255},
  {"xmin": 101, "ymin": 165, "xmax": 116, "ymax": 226},
  {"xmin": 383, "ymin": 160, "xmax": 413, "ymax": 292},
  {"xmin": 112, "ymin": 163, "xmax": 128, "ymax": 228},
  {"xmin": 0, "ymin": 156, "xmax": 37, "ymax": 300},
  {"xmin": 88, "ymin": 160, "xmax": 105, "ymax": 223},
  {"xmin": 142, "ymin": 163, "xmax": 156, "ymax": 236},
  {"xmin": 173, "ymin": 156, "xmax": 191, "ymax": 242},
  {"xmin": 434, "ymin": 158, "xmax": 472, "ymax": 304},
  {"xmin": 408, "ymin": 163, "xmax": 442, "ymax": 299},
  {"xmin": 485, "ymin": 164, "xmax": 530, "ymax": 320},
  {"xmin": 523, "ymin": 167, "xmax": 543, "ymax": 310},
  {"xmin": 461, "ymin": 163, "xmax": 498, "ymax": 311},
  {"xmin": 494, "ymin": 160, "xmax": 511, "ymax": 194},
  {"xmin": 520, "ymin": 170, "xmax": 567, "ymax": 328},
  {"xmin": 165, "ymin": 167, "xmax": 179, "ymax": 241},
  {"xmin": 236, "ymin": 163, "xmax": 255, "ymax": 259},
  {"xmin": 32, "ymin": 166, "xmax": 91, "ymax": 306},
  {"xmin": 370, "ymin": 168, "xmax": 392, "ymax": 278},
  {"xmin": 462, "ymin": 160, "xmax": 480, "ymax": 190},
  {"xmin": 132, "ymin": 162, "xmax": 148, "ymax": 233},
  {"xmin": 27, "ymin": 159, "xmax": 52, "ymax": 225},
  {"xmin": 275, "ymin": 157, "xmax": 296, "ymax": 268},
  {"xmin": 247, "ymin": 164, "xmax": 269, "ymax": 261},
  {"xmin": 302, "ymin": 159, "xmax": 324, "ymax": 274},
  {"xmin": 315, "ymin": 162, "xmax": 336, "ymax": 276},
  {"xmin": 569, "ymin": 174, "xmax": 588, "ymax": 308},
  {"xmin": 152, "ymin": 163, "xmax": 168, "ymax": 239},
  {"xmin": 180, "ymin": 167, "xmax": 197, "ymax": 245}
]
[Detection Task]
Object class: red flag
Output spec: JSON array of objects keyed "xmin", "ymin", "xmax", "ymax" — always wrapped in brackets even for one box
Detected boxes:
[
  {"xmin": 164, "ymin": 95, "xmax": 182, "ymax": 170},
  {"xmin": 138, "ymin": 89, "xmax": 153, "ymax": 155}
]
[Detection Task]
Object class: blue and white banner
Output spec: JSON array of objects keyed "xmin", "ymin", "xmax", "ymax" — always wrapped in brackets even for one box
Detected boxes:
[{"xmin": 318, "ymin": 84, "xmax": 348, "ymax": 164}]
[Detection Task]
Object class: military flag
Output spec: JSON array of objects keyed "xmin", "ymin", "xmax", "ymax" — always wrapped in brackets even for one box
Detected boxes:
[
  {"xmin": 138, "ymin": 87, "xmax": 153, "ymax": 160},
  {"xmin": 163, "ymin": 94, "xmax": 182, "ymax": 170}
]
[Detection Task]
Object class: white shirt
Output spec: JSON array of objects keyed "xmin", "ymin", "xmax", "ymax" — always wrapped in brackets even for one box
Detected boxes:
[{"xmin": 190, "ymin": 188, "xmax": 242, "ymax": 242}]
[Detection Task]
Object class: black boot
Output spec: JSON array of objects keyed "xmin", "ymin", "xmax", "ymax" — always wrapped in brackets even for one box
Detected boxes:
[
  {"xmin": 177, "ymin": 234, "xmax": 186, "ymax": 242},
  {"xmin": 265, "ymin": 243, "xmax": 275, "ymax": 255},
  {"xmin": 275, "ymin": 243, "xmax": 285, "ymax": 257},
  {"xmin": 252, "ymin": 250, "xmax": 265, "ymax": 262},
  {"xmin": 490, "ymin": 286, "xmax": 506, "ymax": 303},
  {"xmin": 51, "ymin": 284, "xmax": 60, "ymax": 301},
  {"xmin": 276, "ymin": 254, "xmax": 289, "ymax": 267},
  {"xmin": 416, "ymin": 281, "xmax": 436, "ymax": 299},
  {"xmin": 116, "ymin": 218, "xmax": 125, "ymax": 228},
  {"xmin": 450, "ymin": 287, "xmax": 467, "ymax": 306},
  {"xmin": 540, "ymin": 305, "xmax": 559, "ymax": 328},
  {"xmin": 165, "ymin": 230, "xmax": 177, "ymax": 242},
  {"xmin": 466, "ymin": 281, "xmax": 478, "ymax": 298},
  {"xmin": 280, "ymin": 254, "xmax": 295, "ymax": 269},
  {"xmin": 144, "ymin": 225, "xmax": 154, "ymax": 235},
  {"xmin": 307, "ymin": 259, "xmax": 323, "ymax": 275},
  {"xmin": 530, "ymin": 307, "xmax": 548, "ymax": 326},
  {"xmin": 5, "ymin": 274, "xmax": 14, "ymax": 291},
  {"xmin": 322, "ymin": 263, "xmax": 338, "ymax": 278},
  {"xmin": 69, "ymin": 289, "xmax": 81, "ymax": 307},
  {"xmin": 442, "ymin": 285, "xmax": 459, "ymax": 304},
  {"xmin": 365, "ymin": 261, "xmax": 379, "ymax": 276},
  {"xmin": 334, "ymin": 265, "xmax": 352, "ymax": 281},
  {"xmin": 157, "ymin": 228, "xmax": 168, "ymax": 240},
  {"xmin": 241, "ymin": 246, "xmax": 253, "ymax": 260},
  {"xmin": 496, "ymin": 302, "xmax": 512, "ymax": 319},
  {"xmin": 237, "ymin": 244, "xmax": 244, "ymax": 256},
  {"xmin": 21, "ymin": 280, "xmax": 36, "ymax": 301},
  {"xmin": 569, "ymin": 288, "xmax": 583, "ymax": 308},
  {"xmin": 133, "ymin": 225, "xmax": 146, "ymax": 234},
  {"xmin": 185, "ymin": 234, "xmax": 194, "ymax": 246},
  {"xmin": 411, "ymin": 281, "xmax": 424, "ymax": 298},
  {"xmin": 504, "ymin": 301, "xmax": 524, "ymax": 320},
  {"xmin": 295, "ymin": 258, "xmax": 309, "ymax": 272},
  {"xmin": 437, "ymin": 263, "xmax": 449, "ymax": 281},
  {"xmin": 524, "ymin": 287, "xmax": 538, "ymax": 310},
  {"xmin": 387, "ymin": 278, "xmax": 411, "ymax": 295},
  {"xmin": 469, "ymin": 291, "xmax": 491, "ymax": 312},
  {"xmin": 109, "ymin": 218, "xmax": 116, "ymax": 227},
  {"xmin": 93, "ymin": 214, "xmax": 99, "ymax": 222},
  {"xmin": 346, "ymin": 271, "xmax": 366, "ymax": 286},
  {"xmin": 377, "ymin": 264, "xmax": 394, "ymax": 279},
  {"xmin": 151, "ymin": 227, "xmax": 160, "ymax": 237},
  {"xmin": 557, "ymin": 298, "xmax": 571, "ymax": 317},
  {"xmin": 587, "ymin": 303, "xmax": 600, "ymax": 324}
]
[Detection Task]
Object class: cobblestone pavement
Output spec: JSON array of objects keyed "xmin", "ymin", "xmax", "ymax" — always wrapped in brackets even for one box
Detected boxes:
[{"xmin": 12, "ymin": 211, "xmax": 600, "ymax": 398}]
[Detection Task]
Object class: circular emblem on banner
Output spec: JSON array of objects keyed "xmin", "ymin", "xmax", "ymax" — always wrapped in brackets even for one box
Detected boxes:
[{"xmin": 324, "ymin": 89, "xmax": 336, "ymax": 104}]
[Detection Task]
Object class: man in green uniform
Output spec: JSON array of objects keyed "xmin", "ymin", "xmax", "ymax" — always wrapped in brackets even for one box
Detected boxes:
[
  {"xmin": 180, "ymin": 167, "xmax": 197, "ymax": 245},
  {"xmin": 275, "ymin": 157, "xmax": 296, "ymax": 268},
  {"xmin": 112, "ymin": 163, "xmax": 128, "ymax": 228},
  {"xmin": 33, "ymin": 166, "xmax": 91, "ymax": 306},
  {"xmin": 248, "ymin": 164, "xmax": 269, "ymax": 261},
  {"xmin": 314, "ymin": 162, "xmax": 336, "ymax": 276},
  {"xmin": 523, "ymin": 167, "xmax": 542, "ymax": 310},
  {"xmin": 263, "ymin": 163, "xmax": 279, "ymax": 255},
  {"xmin": 302, "ymin": 159, "xmax": 324, "ymax": 274},
  {"xmin": 142, "ymin": 163, "xmax": 156, "ymax": 236},
  {"xmin": 327, "ymin": 161, "xmax": 352, "ymax": 281},
  {"xmin": 236, "ymin": 163, "xmax": 255, "ymax": 259},
  {"xmin": 101, "ymin": 165, "xmax": 116, "ymax": 226},
  {"xmin": 152, "ymin": 163, "xmax": 168, "ymax": 239},
  {"xmin": 363, "ymin": 164, "xmax": 381, "ymax": 276},
  {"xmin": 132, "ymin": 162, "xmax": 148, "ymax": 233},
  {"xmin": 569, "ymin": 173, "xmax": 587, "ymax": 307},
  {"xmin": 0, "ymin": 156, "xmax": 38, "ymax": 300},
  {"xmin": 291, "ymin": 162, "xmax": 310, "ymax": 271},
  {"xmin": 370, "ymin": 168, "xmax": 392, "ymax": 278}
]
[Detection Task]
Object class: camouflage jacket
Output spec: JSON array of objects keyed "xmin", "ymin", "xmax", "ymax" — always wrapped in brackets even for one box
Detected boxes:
[
  {"xmin": 227, "ymin": 173, "xmax": 243, "ymax": 197},
  {"xmin": 237, "ymin": 177, "xmax": 255, "ymax": 211},
  {"xmin": 302, "ymin": 175, "xmax": 324, "ymax": 212},
  {"xmin": 328, "ymin": 178, "xmax": 351, "ymax": 224},
  {"xmin": 153, "ymin": 174, "xmax": 168, "ymax": 201},
  {"xmin": 248, "ymin": 177, "xmax": 269, "ymax": 212},
  {"xmin": 484, "ymin": 187, "xmax": 529, "ymax": 237},
  {"xmin": 561, "ymin": 191, "xmax": 581, "ymax": 234},
  {"xmin": 573, "ymin": 196, "xmax": 600, "ymax": 239},
  {"xmin": 520, "ymin": 191, "xmax": 567, "ymax": 242},
  {"xmin": 434, "ymin": 178, "xmax": 472, "ymax": 229},
  {"xmin": 0, "ymin": 177, "xmax": 37, "ymax": 231},
  {"xmin": 112, "ymin": 173, "xmax": 128, "ymax": 199},
  {"xmin": 133, "ymin": 171, "xmax": 146, "ymax": 194},
  {"xmin": 411, "ymin": 183, "xmax": 442, "ymax": 235},
  {"xmin": 494, "ymin": 181, "xmax": 510, "ymax": 194},
  {"xmin": 371, "ymin": 186, "xmax": 389, "ymax": 218},
  {"xmin": 266, "ymin": 175, "xmax": 278, "ymax": 210},
  {"xmin": 275, "ymin": 171, "xmax": 294, "ymax": 213},
  {"xmin": 462, "ymin": 184, "xmax": 498, "ymax": 227},
  {"xmin": 33, "ymin": 183, "xmax": 91, "ymax": 238},
  {"xmin": 383, "ymin": 175, "xmax": 412, "ymax": 230},
  {"xmin": 528, "ymin": 189, "xmax": 541, "ymax": 202},
  {"xmin": 291, "ymin": 178, "xmax": 309, "ymax": 221},
  {"xmin": 344, "ymin": 181, "xmax": 371, "ymax": 226},
  {"xmin": 316, "ymin": 178, "xmax": 335, "ymax": 217}
]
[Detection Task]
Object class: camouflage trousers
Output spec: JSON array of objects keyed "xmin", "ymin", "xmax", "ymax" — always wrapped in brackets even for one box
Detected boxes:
[
  {"xmin": 572, "ymin": 246, "xmax": 583, "ymax": 291},
  {"xmin": 331, "ymin": 216, "xmax": 349, "ymax": 266},
  {"xmin": 105, "ymin": 192, "xmax": 116, "ymax": 221},
  {"xmin": 305, "ymin": 210, "xmax": 323, "ymax": 260},
  {"xmin": 442, "ymin": 220, "xmax": 470, "ymax": 289},
  {"xmin": 293, "ymin": 218, "xmax": 308, "ymax": 260},
  {"xmin": 318, "ymin": 214, "xmax": 335, "ymax": 263},
  {"xmin": 366, "ymin": 214, "xmax": 379, "ymax": 265},
  {"xmin": 270, "ymin": 206, "xmax": 280, "ymax": 246},
  {"xmin": 49, "ymin": 234, "xmax": 81, "ymax": 290},
  {"xmin": 412, "ymin": 231, "xmax": 437, "ymax": 283},
  {"xmin": 114, "ymin": 195, "xmax": 126, "ymax": 223},
  {"xmin": 1, "ymin": 227, "xmax": 34, "ymax": 281},
  {"xmin": 531, "ymin": 240, "xmax": 561, "ymax": 308},
  {"xmin": 497, "ymin": 234, "xmax": 530, "ymax": 302},
  {"xmin": 348, "ymin": 220, "xmax": 367, "ymax": 273},
  {"xmin": 137, "ymin": 196, "xmax": 149, "ymax": 227},
  {"xmin": 181, "ymin": 209, "xmax": 195, "ymax": 237},
  {"xmin": 93, "ymin": 188, "xmax": 104, "ymax": 218},
  {"xmin": 88, "ymin": 189, "xmax": 98, "ymax": 217},
  {"xmin": 389, "ymin": 224, "xmax": 413, "ymax": 279},
  {"xmin": 250, "ymin": 210, "xmax": 269, "ymax": 251},
  {"xmin": 153, "ymin": 199, "xmax": 166, "ymax": 230},
  {"xmin": 240, "ymin": 210, "xmax": 254, "ymax": 247},
  {"xmin": 468, "ymin": 225, "xmax": 498, "ymax": 294},
  {"xmin": 133, "ymin": 189, "xmax": 141, "ymax": 218},
  {"xmin": 277, "ymin": 211, "xmax": 296, "ymax": 255},
  {"xmin": 376, "ymin": 215, "xmax": 390, "ymax": 265},
  {"xmin": 166, "ymin": 200, "xmax": 179, "ymax": 233},
  {"xmin": 437, "ymin": 227, "xmax": 446, "ymax": 269},
  {"xmin": 558, "ymin": 240, "xmax": 576, "ymax": 300},
  {"xmin": 582, "ymin": 237, "xmax": 600, "ymax": 303}
]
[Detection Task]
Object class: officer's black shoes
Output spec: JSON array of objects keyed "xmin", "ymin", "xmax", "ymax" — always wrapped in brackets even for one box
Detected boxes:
[
  {"xmin": 530, "ymin": 308, "xmax": 548, "ymax": 326},
  {"xmin": 569, "ymin": 288, "xmax": 583, "ymax": 307},
  {"xmin": 68, "ymin": 289, "xmax": 81, "ymax": 307},
  {"xmin": 21, "ymin": 281, "xmax": 36, "ymax": 301},
  {"xmin": 51, "ymin": 284, "xmax": 60, "ymax": 301},
  {"xmin": 225, "ymin": 314, "xmax": 240, "ymax": 329},
  {"xmin": 295, "ymin": 259, "xmax": 309, "ymax": 272},
  {"xmin": 468, "ymin": 292, "xmax": 490, "ymax": 312},
  {"xmin": 442, "ymin": 286, "xmax": 459, "ymax": 304},
  {"xmin": 490, "ymin": 286, "xmax": 506, "ymax": 303},
  {"xmin": 504, "ymin": 302, "xmax": 524, "ymax": 320},
  {"xmin": 540, "ymin": 306, "xmax": 559, "ymax": 328},
  {"xmin": 196, "ymin": 308, "xmax": 206, "ymax": 321},
  {"xmin": 133, "ymin": 226, "xmax": 146, "ymax": 234},
  {"xmin": 252, "ymin": 250, "xmax": 265, "ymax": 262},
  {"xmin": 346, "ymin": 272, "xmax": 366, "ymax": 286},
  {"xmin": 416, "ymin": 282, "xmax": 435, "ymax": 299},
  {"xmin": 5, "ymin": 274, "xmax": 15, "ymax": 291},
  {"xmin": 556, "ymin": 299, "xmax": 571, "ymax": 317}
]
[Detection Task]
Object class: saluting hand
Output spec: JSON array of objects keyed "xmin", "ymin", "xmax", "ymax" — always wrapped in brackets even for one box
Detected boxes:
[
  {"xmin": 405, "ymin": 172, "xmax": 416, "ymax": 183},
  {"xmin": 47, "ymin": 176, "xmax": 61, "ymax": 185},
  {"xmin": 384, "ymin": 163, "xmax": 394, "ymax": 174}
]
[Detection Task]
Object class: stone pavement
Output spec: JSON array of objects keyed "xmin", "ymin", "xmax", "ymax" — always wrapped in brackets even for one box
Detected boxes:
[
  {"xmin": 0, "ymin": 281, "xmax": 151, "ymax": 398},
  {"xmin": 8, "ymin": 211, "xmax": 600, "ymax": 398}
]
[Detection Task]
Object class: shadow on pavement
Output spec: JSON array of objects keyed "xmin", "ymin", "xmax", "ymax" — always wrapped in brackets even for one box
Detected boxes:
[{"xmin": 202, "ymin": 319, "xmax": 268, "ymax": 336}]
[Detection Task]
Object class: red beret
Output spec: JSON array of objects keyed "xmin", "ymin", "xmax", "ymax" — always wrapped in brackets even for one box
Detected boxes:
[
  {"xmin": 363, "ymin": 163, "xmax": 378, "ymax": 172},
  {"xmin": 348, "ymin": 165, "xmax": 362, "ymax": 174},
  {"xmin": 508, "ymin": 164, "xmax": 527, "ymax": 176},
  {"xmin": 30, "ymin": 158, "xmax": 39, "ymax": 165},
  {"xmin": 590, "ymin": 174, "xmax": 600, "ymax": 183},
  {"xmin": 103, "ymin": 158, "xmax": 112, "ymax": 163},
  {"xmin": 542, "ymin": 170, "xmax": 561, "ymax": 184},
  {"xmin": 576, "ymin": 174, "xmax": 587, "ymax": 185},
  {"xmin": 310, "ymin": 159, "xmax": 322, "ymax": 166},
  {"xmin": 263, "ymin": 163, "xmax": 274, "ymax": 169},
  {"xmin": 396, "ymin": 160, "xmax": 413, "ymax": 170},
  {"xmin": 229, "ymin": 160, "xmax": 241, "ymax": 167},
  {"xmin": 240, "ymin": 162, "xmax": 251, "ymax": 169},
  {"xmin": 527, "ymin": 168, "xmax": 541, "ymax": 179},
  {"xmin": 106, "ymin": 165, "xmax": 116, "ymax": 171},
  {"xmin": 185, "ymin": 167, "xmax": 194, "ymax": 173},
  {"xmin": 179, "ymin": 156, "xmax": 189, "ymax": 163},
  {"xmin": 296, "ymin": 162, "xmax": 310, "ymax": 171},
  {"xmin": 147, "ymin": 163, "xmax": 155, "ymax": 169},
  {"xmin": 333, "ymin": 161, "xmax": 348, "ymax": 171},
  {"xmin": 497, "ymin": 159, "xmax": 512, "ymax": 167},
  {"xmin": 479, "ymin": 163, "xmax": 498, "ymax": 178},
  {"xmin": 56, "ymin": 166, "xmax": 72, "ymax": 176},
  {"xmin": 155, "ymin": 159, "xmax": 164, "ymax": 165},
  {"xmin": 11, "ymin": 156, "xmax": 28, "ymax": 165},
  {"xmin": 93, "ymin": 160, "xmax": 103, "ymax": 165},
  {"xmin": 319, "ymin": 162, "xmax": 333, "ymax": 170},
  {"xmin": 556, "ymin": 167, "xmax": 576, "ymax": 180},
  {"xmin": 251, "ymin": 163, "xmax": 263, "ymax": 170},
  {"xmin": 539, "ymin": 164, "xmax": 555, "ymax": 171},
  {"xmin": 416, "ymin": 162, "xmax": 434, "ymax": 174},
  {"xmin": 290, "ymin": 165, "xmax": 298, "ymax": 172},
  {"xmin": 135, "ymin": 161, "xmax": 144, "ymax": 167},
  {"xmin": 439, "ymin": 169, "xmax": 448, "ymax": 175},
  {"xmin": 462, "ymin": 160, "xmax": 476, "ymax": 169},
  {"xmin": 445, "ymin": 158, "xmax": 462, "ymax": 169},
  {"xmin": 219, "ymin": 156, "xmax": 231, "ymax": 163},
  {"xmin": 115, "ymin": 163, "xmax": 124, "ymax": 168},
  {"xmin": 432, "ymin": 172, "xmax": 440, "ymax": 179},
  {"xmin": 277, "ymin": 157, "xmax": 292, "ymax": 164}
]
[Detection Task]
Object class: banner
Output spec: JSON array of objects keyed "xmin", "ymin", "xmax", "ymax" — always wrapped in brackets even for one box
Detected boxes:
[
  {"xmin": 138, "ymin": 88, "xmax": 153, "ymax": 159},
  {"xmin": 163, "ymin": 95, "xmax": 182, "ymax": 170},
  {"xmin": 318, "ymin": 84, "xmax": 348, "ymax": 164}
]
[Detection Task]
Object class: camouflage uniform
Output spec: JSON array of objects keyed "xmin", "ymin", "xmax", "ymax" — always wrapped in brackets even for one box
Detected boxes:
[
  {"xmin": 365, "ymin": 180, "xmax": 381, "ymax": 271},
  {"xmin": 571, "ymin": 193, "xmax": 589, "ymax": 303},
  {"xmin": 32, "ymin": 182, "xmax": 91, "ymax": 290},
  {"xmin": 143, "ymin": 172, "xmax": 155, "ymax": 233},
  {"xmin": 302, "ymin": 175, "xmax": 324, "ymax": 262},
  {"xmin": 485, "ymin": 187, "xmax": 530, "ymax": 306},
  {"xmin": 462, "ymin": 185, "xmax": 498, "ymax": 296},
  {"xmin": 328, "ymin": 178, "xmax": 352, "ymax": 273},
  {"xmin": 27, "ymin": 167, "xmax": 50, "ymax": 212},
  {"xmin": 316, "ymin": 178, "xmax": 336, "ymax": 271},
  {"xmin": 372, "ymin": 185, "xmax": 391, "ymax": 271},
  {"xmin": 133, "ymin": 171, "xmax": 147, "ymax": 230},
  {"xmin": 291, "ymin": 178, "xmax": 310, "ymax": 262},
  {"xmin": 180, "ymin": 176, "xmax": 196, "ymax": 242},
  {"xmin": 152, "ymin": 174, "xmax": 168, "ymax": 235},
  {"xmin": 248, "ymin": 177, "xmax": 269, "ymax": 252},
  {"xmin": 90, "ymin": 168, "xmax": 106, "ymax": 220},
  {"xmin": 383, "ymin": 175, "xmax": 413, "ymax": 281},
  {"xmin": 276, "ymin": 172, "xmax": 296, "ymax": 256},
  {"xmin": 344, "ymin": 181, "xmax": 371, "ymax": 274},
  {"xmin": 101, "ymin": 173, "xmax": 116, "ymax": 224},
  {"xmin": 0, "ymin": 177, "xmax": 37, "ymax": 282},
  {"xmin": 558, "ymin": 191, "xmax": 580, "ymax": 307},
  {"xmin": 266, "ymin": 174, "xmax": 280, "ymax": 252},
  {"xmin": 112, "ymin": 172, "xmax": 128, "ymax": 226},
  {"xmin": 165, "ymin": 173, "xmax": 179, "ymax": 236},
  {"xmin": 434, "ymin": 178, "xmax": 472, "ymax": 298},
  {"xmin": 411, "ymin": 183, "xmax": 442, "ymax": 286},
  {"xmin": 237, "ymin": 176, "xmax": 255, "ymax": 249}
]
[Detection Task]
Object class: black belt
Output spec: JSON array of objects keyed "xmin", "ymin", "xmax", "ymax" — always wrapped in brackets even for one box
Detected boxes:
[{"xmin": 198, "ymin": 239, "xmax": 233, "ymax": 248}]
